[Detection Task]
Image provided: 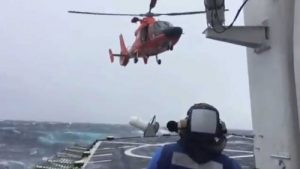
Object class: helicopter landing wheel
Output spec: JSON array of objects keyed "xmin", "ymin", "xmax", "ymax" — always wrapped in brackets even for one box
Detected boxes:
[
  {"xmin": 134, "ymin": 57, "xmax": 138, "ymax": 63},
  {"xmin": 168, "ymin": 42, "xmax": 173, "ymax": 51},
  {"xmin": 155, "ymin": 55, "xmax": 161, "ymax": 65}
]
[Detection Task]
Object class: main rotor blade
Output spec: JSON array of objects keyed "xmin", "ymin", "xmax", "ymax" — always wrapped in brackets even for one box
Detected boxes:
[
  {"xmin": 152, "ymin": 11, "xmax": 207, "ymax": 16},
  {"xmin": 68, "ymin": 11, "xmax": 145, "ymax": 17},
  {"xmin": 149, "ymin": 0, "xmax": 157, "ymax": 11}
]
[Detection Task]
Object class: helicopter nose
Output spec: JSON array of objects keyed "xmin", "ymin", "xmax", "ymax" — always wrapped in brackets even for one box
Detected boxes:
[{"xmin": 163, "ymin": 27, "xmax": 183, "ymax": 38}]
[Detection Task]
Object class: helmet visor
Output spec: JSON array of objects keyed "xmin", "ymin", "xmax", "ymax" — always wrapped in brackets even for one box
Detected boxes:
[{"xmin": 190, "ymin": 109, "xmax": 218, "ymax": 135}]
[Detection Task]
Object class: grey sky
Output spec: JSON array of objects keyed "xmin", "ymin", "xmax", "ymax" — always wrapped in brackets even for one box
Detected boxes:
[{"xmin": 0, "ymin": 0, "xmax": 252, "ymax": 129}]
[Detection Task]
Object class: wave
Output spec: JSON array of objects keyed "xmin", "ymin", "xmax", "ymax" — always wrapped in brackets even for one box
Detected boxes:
[
  {"xmin": 0, "ymin": 127, "xmax": 21, "ymax": 134},
  {"xmin": 0, "ymin": 160, "xmax": 26, "ymax": 169},
  {"xmin": 38, "ymin": 131, "xmax": 105, "ymax": 145}
]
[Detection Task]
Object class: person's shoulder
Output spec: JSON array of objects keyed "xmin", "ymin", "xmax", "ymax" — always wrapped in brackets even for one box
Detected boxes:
[
  {"xmin": 160, "ymin": 142, "xmax": 184, "ymax": 156},
  {"xmin": 162, "ymin": 143, "xmax": 178, "ymax": 149},
  {"xmin": 217, "ymin": 154, "xmax": 231, "ymax": 160},
  {"xmin": 162, "ymin": 142, "xmax": 184, "ymax": 152}
]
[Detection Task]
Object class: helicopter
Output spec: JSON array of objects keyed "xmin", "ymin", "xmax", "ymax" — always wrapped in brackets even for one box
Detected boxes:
[{"xmin": 69, "ymin": 0, "xmax": 206, "ymax": 66}]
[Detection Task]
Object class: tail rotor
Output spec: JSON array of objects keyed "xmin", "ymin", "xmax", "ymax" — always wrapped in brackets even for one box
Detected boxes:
[{"xmin": 109, "ymin": 49, "xmax": 114, "ymax": 63}]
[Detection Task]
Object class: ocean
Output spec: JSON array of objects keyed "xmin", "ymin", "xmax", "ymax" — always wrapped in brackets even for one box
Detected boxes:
[
  {"xmin": 0, "ymin": 120, "xmax": 254, "ymax": 169},
  {"xmin": 0, "ymin": 120, "xmax": 141, "ymax": 169}
]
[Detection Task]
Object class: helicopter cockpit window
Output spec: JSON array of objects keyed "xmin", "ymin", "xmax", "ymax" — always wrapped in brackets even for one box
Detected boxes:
[
  {"xmin": 156, "ymin": 21, "xmax": 173, "ymax": 30},
  {"xmin": 149, "ymin": 21, "xmax": 173, "ymax": 37},
  {"xmin": 140, "ymin": 26, "xmax": 149, "ymax": 42}
]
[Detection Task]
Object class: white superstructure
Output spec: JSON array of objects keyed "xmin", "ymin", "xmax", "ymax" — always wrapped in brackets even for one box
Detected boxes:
[
  {"xmin": 204, "ymin": 0, "xmax": 300, "ymax": 168},
  {"xmin": 245, "ymin": 0, "xmax": 300, "ymax": 168}
]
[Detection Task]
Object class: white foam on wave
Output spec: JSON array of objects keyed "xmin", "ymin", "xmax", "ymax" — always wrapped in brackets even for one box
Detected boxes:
[
  {"xmin": 0, "ymin": 127, "xmax": 21, "ymax": 134},
  {"xmin": 0, "ymin": 160, "xmax": 26, "ymax": 167},
  {"xmin": 29, "ymin": 148, "xmax": 38, "ymax": 155},
  {"xmin": 42, "ymin": 157, "xmax": 49, "ymax": 161}
]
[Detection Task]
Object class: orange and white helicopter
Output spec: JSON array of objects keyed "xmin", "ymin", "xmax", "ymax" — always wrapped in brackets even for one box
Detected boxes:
[{"xmin": 69, "ymin": 0, "xmax": 205, "ymax": 66}]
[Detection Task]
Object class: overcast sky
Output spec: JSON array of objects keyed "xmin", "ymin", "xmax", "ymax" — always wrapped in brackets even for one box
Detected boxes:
[{"xmin": 0, "ymin": 0, "xmax": 252, "ymax": 129}]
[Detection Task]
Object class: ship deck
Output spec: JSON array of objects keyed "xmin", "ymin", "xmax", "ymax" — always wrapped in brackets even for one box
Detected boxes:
[{"xmin": 34, "ymin": 134, "xmax": 254, "ymax": 169}]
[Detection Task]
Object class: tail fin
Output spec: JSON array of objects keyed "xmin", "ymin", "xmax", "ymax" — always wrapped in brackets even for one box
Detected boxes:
[
  {"xmin": 119, "ymin": 34, "xmax": 128, "ymax": 56},
  {"xmin": 108, "ymin": 35, "xmax": 130, "ymax": 66},
  {"xmin": 109, "ymin": 49, "xmax": 114, "ymax": 63}
]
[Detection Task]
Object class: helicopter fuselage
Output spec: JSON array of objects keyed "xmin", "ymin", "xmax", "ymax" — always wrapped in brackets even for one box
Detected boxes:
[
  {"xmin": 69, "ymin": 0, "xmax": 205, "ymax": 66},
  {"xmin": 115, "ymin": 17, "xmax": 183, "ymax": 66}
]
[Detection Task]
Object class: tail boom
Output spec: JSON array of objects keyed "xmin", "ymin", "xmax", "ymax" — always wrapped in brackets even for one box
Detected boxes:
[{"xmin": 108, "ymin": 54, "xmax": 130, "ymax": 67}]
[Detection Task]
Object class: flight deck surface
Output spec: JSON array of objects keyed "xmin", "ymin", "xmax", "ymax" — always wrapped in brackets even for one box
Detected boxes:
[{"xmin": 34, "ymin": 134, "xmax": 254, "ymax": 169}]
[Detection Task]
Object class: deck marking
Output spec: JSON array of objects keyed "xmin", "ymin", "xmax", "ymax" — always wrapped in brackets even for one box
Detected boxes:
[
  {"xmin": 92, "ymin": 153, "xmax": 113, "ymax": 157},
  {"xmin": 82, "ymin": 141, "xmax": 102, "ymax": 169},
  {"xmin": 102, "ymin": 141, "xmax": 145, "ymax": 145},
  {"xmin": 224, "ymin": 149, "xmax": 253, "ymax": 153},
  {"xmin": 97, "ymin": 147, "xmax": 115, "ymax": 150},
  {"xmin": 230, "ymin": 135, "xmax": 254, "ymax": 140},
  {"xmin": 124, "ymin": 143, "xmax": 174, "ymax": 159},
  {"xmin": 118, "ymin": 145, "xmax": 135, "ymax": 149},
  {"xmin": 125, "ymin": 144, "xmax": 153, "ymax": 159},
  {"xmin": 227, "ymin": 141, "xmax": 253, "ymax": 145},
  {"xmin": 89, "ymin": 159, "xmax": 112, "ymax": 164},
  {"xmin": 229, "ymin": 154, "xmax": 254, "ymax": 159}
]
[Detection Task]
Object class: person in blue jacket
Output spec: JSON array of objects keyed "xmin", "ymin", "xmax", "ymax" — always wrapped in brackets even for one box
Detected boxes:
[{"xmin": 147, "ymin": 103, "xmax": 241, "ymax": 169}]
